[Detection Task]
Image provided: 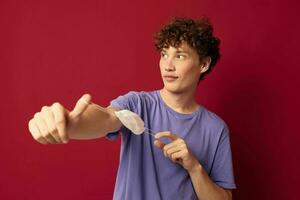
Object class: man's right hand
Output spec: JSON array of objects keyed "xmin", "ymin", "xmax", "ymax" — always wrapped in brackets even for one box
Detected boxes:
[{"xmin": 28, "ymin": 94, "xmax": 92, "ymax": 144}]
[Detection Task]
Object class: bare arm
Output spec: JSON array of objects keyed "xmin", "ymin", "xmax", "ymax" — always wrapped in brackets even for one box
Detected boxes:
[
  {"xmin": 68, "ymin": 104, "xmax": 122, "ymax": 140},
  {"xmin": 188, "ymin": 163, "xmax": 232, "ymax": 200},
  {"xmin": 28, "ymin": 94, "xmax": 122, "ymax": 144}
]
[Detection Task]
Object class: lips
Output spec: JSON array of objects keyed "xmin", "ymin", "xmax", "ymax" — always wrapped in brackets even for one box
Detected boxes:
[{"xmin": 163, "ymin": 75, "xmax": 178, "ymax": 81}]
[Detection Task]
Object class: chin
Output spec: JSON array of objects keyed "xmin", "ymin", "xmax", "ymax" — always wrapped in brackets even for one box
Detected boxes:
[
  {"xmin": 163, "ymin": 84, "xmax": 185, "ymax": 94},
  {"xmin": 163, "ymin": 81, "xmax": 197, "ymax": 95}
]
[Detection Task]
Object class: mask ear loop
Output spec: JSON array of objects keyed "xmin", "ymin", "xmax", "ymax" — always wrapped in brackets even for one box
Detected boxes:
[
  {"xmin": 85, "ymin": 102, "xmax": 158, "ymax": 137},
  {"xmin": 143, "ymin": 127, "xmax": 157, "ymax": 137}
]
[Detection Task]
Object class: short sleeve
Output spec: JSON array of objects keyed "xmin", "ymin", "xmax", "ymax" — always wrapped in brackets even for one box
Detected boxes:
[
  {"xmin": 209, "ymin": 125, "xmax": 237, "ymax": 189},
  {"xmin": 106, "ymin": 91, "xmax": 140, "ymax": 141}
]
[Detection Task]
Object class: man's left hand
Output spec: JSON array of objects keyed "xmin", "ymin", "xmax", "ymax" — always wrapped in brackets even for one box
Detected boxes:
[{"xmin": 154, "ymin": 131, "xmax": 201, "ymax": 172}]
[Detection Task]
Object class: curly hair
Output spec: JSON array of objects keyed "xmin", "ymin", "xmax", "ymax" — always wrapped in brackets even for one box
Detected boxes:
[{"xmin": 154, "ymin": 17, "xmax": 221, "ymax": 81}]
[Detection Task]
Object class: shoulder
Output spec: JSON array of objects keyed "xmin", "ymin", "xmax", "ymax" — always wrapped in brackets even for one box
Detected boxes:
[
  {"xmin": 120, "ymin": 90, "xmax": 156, "ymax": 99},
  {"xmin": 200, "ymin": 106, "xmax": 230, "ymax": 137},
  {"xmin": 110, "ymin": 90, "xmax": 157, "ymax": 110},
  {"xmin": 121, "ymin": 90, "xmax": 158, "ymax": 103}
]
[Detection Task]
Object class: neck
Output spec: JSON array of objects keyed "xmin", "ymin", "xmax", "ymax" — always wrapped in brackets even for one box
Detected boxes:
[{"xmin": 159, "ymin": 87, "xmax": 199, "ymax": 114}]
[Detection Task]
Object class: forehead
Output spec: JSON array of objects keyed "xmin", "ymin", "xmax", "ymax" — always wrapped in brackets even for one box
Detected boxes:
[{"xmin": 163, "ymin": 42, "xmax": 196, "ymax": 54}]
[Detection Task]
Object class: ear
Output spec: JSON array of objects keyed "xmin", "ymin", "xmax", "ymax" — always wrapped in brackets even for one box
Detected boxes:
[{"xmin": 200, "ymin": 57, "xmax": 212, "ymax": 73}]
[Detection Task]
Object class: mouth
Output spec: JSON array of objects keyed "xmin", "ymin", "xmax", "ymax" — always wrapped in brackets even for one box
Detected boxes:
[{"xmin": 163, "ymin": 75, "xmax": 178, "ymax": 81}]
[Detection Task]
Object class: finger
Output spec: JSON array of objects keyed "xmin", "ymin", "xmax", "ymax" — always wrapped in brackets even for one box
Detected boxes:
[
  {"xmin": 165, "ymin": 145, "xmax": 184, "ymax": 159},
  {"xmin": 154, "ymin": 131, "xmax": 178, "ymax": 141},
  {"xmin": 69, "ymin": 93, "xmax": 92, "ymax": 119},
  {"xmin": 41, "ymin": 106, "xmax": 62, "ymax": 143},
  {"xmin": 29, "ymin": 119, "xmax": 48, "ymax": 144},
  {"xmin": 154, "ymin": 139, "xmax": 165, "ymax": 149},
  {"xmin": 34, "ymin": 113, "xmax": 57, "ymax": 144},
  {"xmin": 51, "ymin": 103, "xmax": 68, "ymax": 143},
  {"xmin": 163, "ymin": 139, "xmax": 184, "ymax": 152},
  {"xmin": 162, "ymin": 141, "xmax": 180, "ymax": 157},
  {"xmin": 170, "ymin": 151, "xmax": 184, "ymax": 163}
]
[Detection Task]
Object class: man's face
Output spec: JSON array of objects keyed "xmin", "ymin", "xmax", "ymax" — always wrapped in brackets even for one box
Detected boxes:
[{"xmin": 159, "ymin": 42, "xmax": 206, "ymax": 94}]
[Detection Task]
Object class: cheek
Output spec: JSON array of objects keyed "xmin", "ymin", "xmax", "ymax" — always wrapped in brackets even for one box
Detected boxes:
[
  {"xmin": 180, "ymin": 63, "xmax": 195, "ymax": 75},
  {"xmin": 179, "ymin": 63, "xmax": 200, "ymax": 80},
  {"xmin": 159, "ymin": 59, "xmax": 164, "ymax": 71}
]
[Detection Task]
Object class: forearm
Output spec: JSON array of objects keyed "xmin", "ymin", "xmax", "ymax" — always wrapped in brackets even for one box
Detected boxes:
[
  {"xmin": 69, "ymin": 104, "xmax": 121, "ymax": 140},
  {"xmin": 188, "ymin": 163, "xmax": 232, "ymax": 200}
]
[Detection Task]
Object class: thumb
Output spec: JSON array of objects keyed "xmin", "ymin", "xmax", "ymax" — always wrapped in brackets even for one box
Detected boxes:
[
  {"xmin": 154, "ymin": 139, "xmax": 165, "ymax": 149},
  {"xmin": 69, "ymin": 93, "xmax": 92, "ymax": 119}
]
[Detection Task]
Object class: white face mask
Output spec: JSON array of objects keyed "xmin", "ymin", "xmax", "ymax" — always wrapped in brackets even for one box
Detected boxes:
[{"xmin": 114, "ymin": 110, "xmax": 145, "ymax": 135}]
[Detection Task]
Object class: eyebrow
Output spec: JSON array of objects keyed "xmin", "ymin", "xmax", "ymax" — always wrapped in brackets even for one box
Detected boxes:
[
  {"xmin": 176, "ymin": 48, "xmax": 192, "ymax": 55},
  {"xmin": 161, "ymin": 48, "xmax": 189, "ymax": 54},
  {"xmin": 176, "ymin": 49, "xmax": 188, "ymax": 54}
]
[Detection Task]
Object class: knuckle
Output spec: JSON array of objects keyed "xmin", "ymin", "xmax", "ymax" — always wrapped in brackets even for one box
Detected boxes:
[
  {"xmin": 52, "ymin": 102, "xmax": 59, "ymax": 106},
  {"xmin": 52, "ymin": 102, "xmax": 62, "ymax": 108},
  {"xmin": 41, "ymin": 106, "xmax": 49, "ymax": 112},
  {"xmin": 34, "ymin": 112, "xmax": 40, "ymax": 119},
  {"xmin": 52, "ymin": 105, "xmax": 66, "ymax": 116}
]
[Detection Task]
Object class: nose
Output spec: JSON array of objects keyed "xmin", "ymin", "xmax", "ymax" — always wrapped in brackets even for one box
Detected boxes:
[{"xmin": 164, "ymin": 58, "xmax": 175, "ymax": 72}]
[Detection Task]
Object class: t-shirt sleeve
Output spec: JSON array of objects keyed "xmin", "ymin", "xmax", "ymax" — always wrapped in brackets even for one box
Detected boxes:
[
  {"xmin": 106, "ymin": 91, "xmax": 140, "ymax": 141},
  {"xmin": 210, "ymin": 125, "xmax": 237, "ymax": 189}
]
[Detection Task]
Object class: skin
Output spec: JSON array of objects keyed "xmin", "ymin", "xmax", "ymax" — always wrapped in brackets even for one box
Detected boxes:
[
  {"xmin": 154, "ymin": 42, "xmax": 233, "ymax": 200},
  {"xmin": 28, "ymin": 41, "xmax": 233, "ymax": 199},
  {"xmin": 28, "ymin": 94, "xmax": 122, "ymax": 144}
]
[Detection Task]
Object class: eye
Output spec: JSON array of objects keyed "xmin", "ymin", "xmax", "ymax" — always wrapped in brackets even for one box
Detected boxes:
[
  {"xmin": 161, "ymin": 52, "xmax": 168, "ymax": 59},
  {"xmin": 176, "ymin": 54, "xmax": 186, "ymax": 60}
]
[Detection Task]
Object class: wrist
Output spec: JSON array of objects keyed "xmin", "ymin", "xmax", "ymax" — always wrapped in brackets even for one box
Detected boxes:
[{"xmin": 188, "ymin": 161, "xmax": 203, "ymax": 174}]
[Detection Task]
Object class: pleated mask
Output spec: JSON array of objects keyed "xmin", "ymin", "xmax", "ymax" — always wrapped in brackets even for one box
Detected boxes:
[{"xmin": 114, "ymin": 110, "xmax": 145, "ymax": 135}]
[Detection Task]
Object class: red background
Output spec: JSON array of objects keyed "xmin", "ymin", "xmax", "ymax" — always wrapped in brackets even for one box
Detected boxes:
[{"xmin": 1, "ymin": 0, "xmax": 299, "ymax": 199}]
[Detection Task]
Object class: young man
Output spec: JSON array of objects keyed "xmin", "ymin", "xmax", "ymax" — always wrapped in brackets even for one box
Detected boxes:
[{"xmin": 28, "ymin": 17, "xmax": 236, "ymax": 200}]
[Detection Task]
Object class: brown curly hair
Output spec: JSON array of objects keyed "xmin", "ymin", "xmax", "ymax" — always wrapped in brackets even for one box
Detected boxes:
[{"xmin": 154, "ymin": 17, "xmax": 221, "ymax": 81}]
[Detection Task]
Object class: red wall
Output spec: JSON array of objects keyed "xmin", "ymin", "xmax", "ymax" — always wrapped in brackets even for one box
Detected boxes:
[{"xmin": 1, "ymin": 0, "xmax": 299, "ymax": 199}]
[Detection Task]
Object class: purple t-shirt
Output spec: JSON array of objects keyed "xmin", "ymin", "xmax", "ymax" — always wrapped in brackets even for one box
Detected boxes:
[{"xmin": 107, "ymin": 90, "xmax": 236, "ymax": 200}]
